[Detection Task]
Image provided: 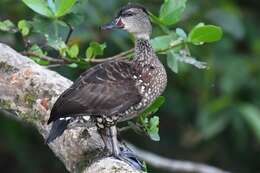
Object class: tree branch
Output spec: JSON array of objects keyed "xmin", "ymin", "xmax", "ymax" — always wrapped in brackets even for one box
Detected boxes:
[
  {"xmin": 88, "ymin": 48, "xmax": 134, "ymax": 63},
  {"xmin": 0, "ymin": 43, "xmax": 141, "ymax": 173},
  {"xmin": 20, "ymin": 37, "xmax": 185, "ymax": 67},
  {"xmin": 21, "ymin": 51, "xmax": 65, "ymax": 63},
  {"xmin": 129, "ymin": 144, "xmax": 231, "ymax": 173},
  {"xmin": 65, "ymin": 24, "xmax": 74, "ymax": 44}
]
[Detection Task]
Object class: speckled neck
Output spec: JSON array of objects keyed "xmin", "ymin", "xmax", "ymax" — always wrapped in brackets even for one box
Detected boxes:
[{"xmin": 133, "ymin": 39, "xmax": 155, "ymax": 63}]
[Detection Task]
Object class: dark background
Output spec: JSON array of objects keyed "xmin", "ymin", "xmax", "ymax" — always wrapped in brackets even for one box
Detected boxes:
[{"xmin": 1, "ymin": 0, "xmax": 260, "ymax": 173}]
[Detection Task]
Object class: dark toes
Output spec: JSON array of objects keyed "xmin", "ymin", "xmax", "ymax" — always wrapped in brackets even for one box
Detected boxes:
[{"xmin": 114, "ymin": 147, "xmax": 145, "ymax": 171}]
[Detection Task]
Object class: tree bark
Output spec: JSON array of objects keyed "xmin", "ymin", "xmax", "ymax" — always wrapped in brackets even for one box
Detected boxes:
[{"xmin": 0, "ymin": 43, "xmax": 140, "ymax": 173}]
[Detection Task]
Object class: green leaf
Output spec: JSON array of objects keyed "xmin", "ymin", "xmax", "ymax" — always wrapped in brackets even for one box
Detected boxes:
[
  {"xmin": 63, "ymin": 13, "xmax": 84, "ymax": 27},
  {"xmin": 45, "ymin": 35, "xmax": 67, "ymax": 55},
  {"xmin": 30, "ymin": 56, "xmax": 49, "ymax": 65},
  {"xmin": 22, "ymin": 0, "xmax": 54, "ymax": 18},
  {"xmin": 174, "ymin": 49, "xmax": 208, "ymax": 69},
  {"xmin": 151, "ymin": 32, "xmax": 207, "ymax": 70},
  {"xmin": 239, "ymin": 104, "xmax": 260, "ymax": 141},
  {"xmin": 31, "ymin": 16, "xmax": 51, "ymax": 34},
  {"xmin": 55, "ymin": 0, "xmax": 77, "ymax": 17},
  {"xmin": 31, "ymin": 16, "xmax": 67, "ymax": 38},
  {"xmin": 67, "ymin": 63, "xmax": 78, "ymax": 68},
  {"xmin": 167, "ymin": 50, "xmax": 178, "ymax": 73},
  {"xmin": 86, "ymin": 47, "xmax": 94, "ymax": 60},
  {"xmin": 29, "ymin": 44, "xmax": 49, "ymax": 65},
  {"xmin": 86, "ymin": 42, "xmax": 106, "ymax": 60},
  {"xmin": 148, "ymin": 116, "xmax": 160, "ymax": 141},
  {"xmin": 149, "ymin": 12, "xmax": 162, "ymax": 26},
  {"xmin": 151, "ymin": 33, "xmax": 179, "ymax": 52},
  {"xmin": 188, "ymin": 24, "xmax": 223, "ymax": 45},
  {"xmin": 139, "ymin": 96, "xmax": 165, "ymax": 117},
  {"xmin": 67, "ymin": 44, "xmax": 79, "ymax": 58},
  {"xmin": 18, "ymin": 20, "xmax": 31, "ymax": 36},
  {"xmin": 159, "ymin": 0, "xmax": 187, "ymax": 26},
  {"xmin": 0, "ymin": 20, "xmax": 17, "ymax": 33},
  {"xmin": 137, "ymin": 97, "xmax": 163, "ymax": 141},
  {"xmin": 176, "ymin": 28, "xmax": 187, "ymax": 39},
  {"xmin": 47, "ymin": 0, "xmax": 56, "ymax": 14},
  {"xmin": 29, "ymin": 44, "xmax": 44, "ymax": 56}
]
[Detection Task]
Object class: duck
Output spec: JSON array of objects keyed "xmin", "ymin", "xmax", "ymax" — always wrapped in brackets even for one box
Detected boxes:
[{"xmin": 46, "ymin": 3, "xmax": 167, "ymax": 169}]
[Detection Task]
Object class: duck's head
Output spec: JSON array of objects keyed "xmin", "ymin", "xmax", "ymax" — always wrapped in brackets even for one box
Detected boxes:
[{"xmin": 101, "ymin": 3, "xmax": 152, "ymax": 39}]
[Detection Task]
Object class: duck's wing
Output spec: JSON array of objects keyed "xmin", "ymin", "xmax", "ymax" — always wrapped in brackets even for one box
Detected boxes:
[{"xmin": 48, "ymin": 61, "xmax": 141, "ymax": 124}]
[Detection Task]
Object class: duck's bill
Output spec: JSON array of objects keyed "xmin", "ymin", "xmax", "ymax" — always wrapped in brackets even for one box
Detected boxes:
[{"xmin": 101, "ymin": 18, "xmax": 124, "ymax": 30}]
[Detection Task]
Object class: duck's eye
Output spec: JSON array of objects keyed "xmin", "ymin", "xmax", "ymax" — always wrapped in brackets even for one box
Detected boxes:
[{"xmin": 121, "ymin": 11, "xmax": 135, "ymax": 17}]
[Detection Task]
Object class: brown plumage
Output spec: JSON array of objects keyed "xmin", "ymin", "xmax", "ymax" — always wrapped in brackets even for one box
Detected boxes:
[{"xmin": 48, "ymin": 60, "xmax": 142, "ymax": 126}]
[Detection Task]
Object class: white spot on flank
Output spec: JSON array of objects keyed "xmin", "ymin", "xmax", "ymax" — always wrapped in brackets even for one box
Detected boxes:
[
  {"xmin": 65, "ymin": 117, "xmax": 71, "ymax": 121},
  {"xmin": 97, "ymin": 123, "xmax": 104, "ymax": 128},
  {"xmin": 97, "ymin": 118, "xmax": 103, "ymax": 123},
  {"xmin": 96, "ymin": 76, "xmax": 104, "ymax": 81},
  {"xmin": 106, "ymin": 117, "xmax": 113, "ymax": 122},
  {"xmin": 112, "ymin": 116, "xmax": 118, "ymax": 120},
  {"xmin": 83, "ymin": 116, "xmax": 90, "ymax": 121}
]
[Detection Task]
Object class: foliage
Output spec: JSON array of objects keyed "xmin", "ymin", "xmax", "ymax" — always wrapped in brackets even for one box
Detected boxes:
[
  {"xmin": 0, "ymin": 20, "xmax": 17, "ymax": 33},
  {"xmin": 22, "ymin": 0, "xmax": 77, "ymax": 18},
  {"xmin": 86, "ymin": 42, "xmax": 106, "ymax": 61},
  {"xmin": 138, "ymin": 96, "xmax": 165, "ymax": 141},
  {"xmin": 159, "ymin": 0, "xmax": 187, "ymax": 26},
  {"xmin": 188, "ymin": 23, "xmax": 223, "ymax": 45}
]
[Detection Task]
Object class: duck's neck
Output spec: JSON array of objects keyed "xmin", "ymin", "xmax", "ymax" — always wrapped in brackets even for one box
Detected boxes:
[{"xmin": 133, "ymin": 38, "xmax": 155, "ymax": 63}]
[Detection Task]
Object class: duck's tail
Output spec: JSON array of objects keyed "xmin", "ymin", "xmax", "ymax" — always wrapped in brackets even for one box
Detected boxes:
[{"xmin": 46, "ymin": 119, "xmax": 70, "ymax": 144}]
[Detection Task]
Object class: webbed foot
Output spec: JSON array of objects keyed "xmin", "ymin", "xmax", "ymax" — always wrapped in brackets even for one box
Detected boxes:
[{"xmin": 114, "ymin": 145, "xmax": 145, "ymax": 171}]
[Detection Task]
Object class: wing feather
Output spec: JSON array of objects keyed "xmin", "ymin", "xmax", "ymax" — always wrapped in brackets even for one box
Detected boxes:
[{"xmin": 48, "ymin": 61, "xmax": 141, "ymax": 124}]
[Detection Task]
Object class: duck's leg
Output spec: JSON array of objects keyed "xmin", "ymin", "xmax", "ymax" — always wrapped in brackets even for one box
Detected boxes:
[
  {"xmin": 118, "ymin": 143, "xmax": 145, "ymax": 171},
  {"xmin": 99, "ymin": 125, "xmax": 120, "ymax": 156},
  {"xmin": 110, "ymin": 126, "xmax": 121, "ymax": 156},
  {"xmin": 100, "ymin": 126, "xmax": 144, "ymax": 170},
  {"xmin": 111, "ymin": 130, "xmax": 144, "ymax": 170}
]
